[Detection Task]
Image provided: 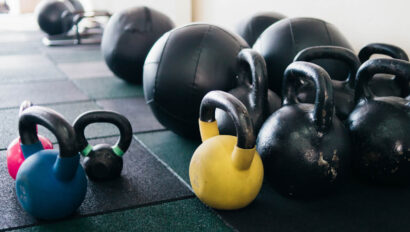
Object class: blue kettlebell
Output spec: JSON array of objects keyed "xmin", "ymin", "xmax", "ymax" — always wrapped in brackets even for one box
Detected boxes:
[{"xmin": 16, "ymin": 106, "xmax": 87, "ymax": 220}]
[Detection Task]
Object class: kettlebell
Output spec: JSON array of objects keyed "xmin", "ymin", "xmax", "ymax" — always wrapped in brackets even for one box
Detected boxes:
[
  {"xmin": 347, "ymin": 58, "xmax": 410, "ymax": 185},
  {"xmin": 73, "ymin": 110, "xmax": 133, "ymax": 181},
  {"xmin": 293, "ymin": 46, "xmax": 361, "ymax": 120},
  {"xmin": 358, "ymin": 43, "xmax": 409, "ymax": 97},
  {"xmin": 215, "ymin": 48, "xmax": 281, "ymax": 136},
  {"xmin": 6, "ymin": 101, "xmax": 53, "ymax": 180},
  {"xmin": 189, "ymin": 90, "xmax": 263, "ymax": 210},
  {"xmin": 16, "ymin": 106, "xmax": 87, "ymax": 220},
  {"xmin": 257, "ymin": 62, "xmax": 351, "ymax": 198}
]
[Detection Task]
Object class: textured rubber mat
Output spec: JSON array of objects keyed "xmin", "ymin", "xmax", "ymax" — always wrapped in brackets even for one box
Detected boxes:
[
  {"xmin": 57, "ymin": 61, "xmax": 114, "ymax": 79},
  {"xmin": 0, "ymin": 136, "xmax": 192, "ymax": 231},
  {"xmin": 97, "ymin": 97, "xmax": 165, "ymax": 133},
  {"xmin": 73, "ymin": 77, "xmax": 143, "ymax": 99},
  {"xmin": 0, "ymin": 54, "xmax": 65, "ymax": 83}
]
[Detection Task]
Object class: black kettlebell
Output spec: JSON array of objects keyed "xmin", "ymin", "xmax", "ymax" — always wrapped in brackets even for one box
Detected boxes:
[
  {"xmin": 293, "ymin": 46, "xmax": 361, "ymax": 120},
  {"xmin": 35, "ymin": 0, "xmax": 78, "ymax": 35},
  {"xmin": 215, "ymin": 49, "xmax": 281, "ymax": 136},
  {"xmin": 347, "ymin": 58, "xmax": 410, "ymax": 185},
  {"xmin": 73, "ymin": 110, "xmax": 133, "ymax": 181},
  {"xmin": 358, "ymin": 43, "xmax": 409, "ymax": 97},
  {"xmin": 257, "ymin": 61, "xmax": 351, "ymax": 198}
]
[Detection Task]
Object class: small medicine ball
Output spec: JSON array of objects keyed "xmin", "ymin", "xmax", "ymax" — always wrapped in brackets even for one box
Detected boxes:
[
  {"xmin": 35, "ymin": 0, "xmax": 78, "ymax": 35},
  {"xmin": 235, "ymin": 11, "xmax": 286, "ymax": 47},
  {"xmin": 102, "ymin": 6, "xmax": 175, "ymax": 84},
  {"xmin": 143, "ymin": 23, "xmax": 249, "ymax": 138},
  {"xmin": 253, "ymin": 17, "xmax": 353, "ymax": 95}
]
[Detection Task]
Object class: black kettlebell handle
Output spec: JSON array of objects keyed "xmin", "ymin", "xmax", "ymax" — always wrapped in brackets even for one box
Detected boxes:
[
  {"xmin": 200, "ymin": 91, "xmax": 255, "ymax": 149},
  {"xmin": 294, "ymin": 46, "xmax": 361, "ymax": 88},
  {"xmin": 282, "ymin": 61, "xmax": 334, "ymax": 132},
  {"xmin": 73, "ymin": 111, "xmax": 133, "ymax": 157},
  {"xmin": 19, "ymin": 101, "xmax": 33, "ymax": 115},
  {"xmin": 358, "ymin": 43, "xmax": 409, "ymax": 63},
  {"xmin": 355, "ymin": 58, "xmax": 410, "ymax": 101},
  {"xmin": 19, "ymin": 106, "xmax": 77, "ymax": 158},
  {"xmin": 237, "ymin": 48, "xmax": 268, "ymax": 105}
]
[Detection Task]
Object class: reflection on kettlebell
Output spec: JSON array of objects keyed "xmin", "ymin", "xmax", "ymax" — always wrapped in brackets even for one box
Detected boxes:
[
  {"xmin": 358, "ymin": 43, "xmax": 409, "ymax": 97},
  {"xmin": 16, "ymin": 106, "xmax": 87, "ymax": 220},
  {"xmin": 73, "ymin": 110, "xmax": 133, "ymax": 181},
  {"xmin": 257, "ymin": 62, "xmax": 351, "ymax": 198},
  {"xmin": 7, "ymin": 101, "xmax": 53, "ymax": 180},
  {"xmin": 347, "ymin": 58, "xmax": 410, "ymax": 185},
  {"xmin": 293, "ymin": 46, "xmax": 361, "ymax": 120},
  {"xmin": 215, "ymin": 49, "xmax": 281, "ymax": 136},
  {"xmin": 190, "ymin": 91, "xmax": 263, "ymax": 210}
]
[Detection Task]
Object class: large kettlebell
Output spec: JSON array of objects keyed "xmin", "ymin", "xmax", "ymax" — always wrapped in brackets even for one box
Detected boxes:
[
  {"xmin": 73, "ymin": 110, "xmax": 133, "ymax": 181},
  {"xmin": 347, "ymin": 58, "xmax": 410, "ymax": 185},
  {"xmin": 189, "ymin": 91, "xmax": 263, "ymax": 210},
  {"xmin": 16, "ymin": 106, "xmax": 87, "ymax": 220},
  {"xmin": 215, "ymin": 49, "xmax": 281, "ymax": 136},
  {"xmin": 293, "ymin": 46, "xmax": 361, "ymax": 120},
  {"xmin": 257, "ymin": 62, "xmax": 351, "ymax": 198},
  {"xmin": 358, "ymin": 43, "xmax": 409, "ymax": 97},
  {"xmin": 7, "ymin": 101, "xmax": 53, "ymax": 180}
]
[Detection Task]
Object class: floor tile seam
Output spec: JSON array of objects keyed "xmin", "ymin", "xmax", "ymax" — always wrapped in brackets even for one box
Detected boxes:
[{"xmin": 1, "ymin": 195, "xmax": 196, "ymax": 232}]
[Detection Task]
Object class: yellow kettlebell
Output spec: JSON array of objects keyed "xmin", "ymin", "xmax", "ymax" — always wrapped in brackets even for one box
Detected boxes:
[{"xmin": 189, "ymin": 90, "xmax": 264, "ymax": 210}]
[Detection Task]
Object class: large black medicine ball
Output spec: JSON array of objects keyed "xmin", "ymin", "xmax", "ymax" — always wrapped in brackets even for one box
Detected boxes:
[
  {"xmin": 235, "ymin": 11, "xmax": 286, "ymax": 47},
  {"xmin": 143, "ymin": 23, "xmax": 249, "ymax": 138},
  {"xmin": 253, "ymin": 17, "xmax": 353, "ymax": 95},
  {"xmin": 35, "ymin": 0, "xmax": 80, "ymax": 35},
  {"xmin": 102, "ymin": 6, "xmax": 175, "ymax": 84}
]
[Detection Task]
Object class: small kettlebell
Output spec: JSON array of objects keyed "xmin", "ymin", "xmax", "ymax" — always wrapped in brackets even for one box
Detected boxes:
[
  {"xmin": 7, "ymin": 101, "xmax": 53, "ymax": 180},
  {"xmin": 347, "ymin": 58, "xmax": 410, "ymax": 185},
  {"xmin": 358, "ymin": 43, "xmax": 409, "ymax": 97},
  {"xmin": 16, "ymin": 106, "xmax": 87, "ymax": 220},
  {"xmin": 257, "ymin": 61, "xmax": 351, "ymax": 198},
  {"xmin": 73, "ymin": 110, "xmax": 132, "ymax": 181},
  {"xmin": 190, "ymin": 90, "xmax": 263, "ymax": 210},
  {"xmin": 215, "ymin": 48, "xmax": 281, "ymax": 136},
  {"xmin": 293, "ymin": 46, "xmax": 361, "ymax": 120}
]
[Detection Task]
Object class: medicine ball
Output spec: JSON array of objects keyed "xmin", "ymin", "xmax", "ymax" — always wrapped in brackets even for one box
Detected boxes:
[
  {"xmin": 235, "ymin": 11, "xmax": 286, "ymax": 47},
  {"xmin": 143, "ymin": 23, "xmax": 249, "ymax": 138},
  {"xmin": 35, "ymin": 0, "xmax": 77, "ymax": 35},
  {"xmin": 253, "ymin": 17, "xmax": 353, "ymax": 95},
  {"xmin": 102, "ymin": 6, "xmax": 175, "ymax": 84}
]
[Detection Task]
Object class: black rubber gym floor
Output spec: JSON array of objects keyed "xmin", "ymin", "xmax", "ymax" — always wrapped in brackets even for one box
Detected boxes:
[{"xmin": 1, "ymin": 28, "xmax": 410, "ymax": 232}]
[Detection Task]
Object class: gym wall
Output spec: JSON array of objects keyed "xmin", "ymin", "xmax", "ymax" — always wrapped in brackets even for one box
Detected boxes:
[{"xmin": 192, "ymin": 0, "xmax": 410, "ymax": 52}]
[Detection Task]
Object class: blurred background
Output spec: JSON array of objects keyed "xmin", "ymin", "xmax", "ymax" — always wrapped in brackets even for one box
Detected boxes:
[{"xmin": 0, "ymin": 0, "xmax": 409, "ymax": 51}]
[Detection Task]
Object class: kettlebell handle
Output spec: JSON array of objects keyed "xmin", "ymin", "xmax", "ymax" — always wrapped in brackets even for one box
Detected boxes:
[
  {"xmin": 294, "ymin": 46, "xmax": 360, "ymax": 88},
  {"xmin": 199, "ymin": 91, "xmax": 255, "ymax": 149},
  {"xmin": 358, "ymin": 43, "xmax": 409, "ymax": 63},
  {"xmin": 283, "ymin": 61, "xmax": 334, "ymax": 132},
  {"xmin": 19, "ymin": 106, "xmax": 78, "ymax": 158},
  {"xmin": 355, "ymin": 58, "xmax": 410, "ymax": 101},
  {"xmin": 73, "ymin": 111, "xmax": 133, "ymax": 157},
  {"xmin": 237, "ymin": 49, "xmax": 268, "ymax": 105}
]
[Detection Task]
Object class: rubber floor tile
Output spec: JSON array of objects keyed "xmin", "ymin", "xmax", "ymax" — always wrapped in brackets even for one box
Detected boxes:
[
  {"xmin": 0, "ymin": 80, "xmax": 89, "ymax": 109},
  {"xmin": 0, "ymin": 54, "xmax": 65, "ymax": 83},
  {"xmin": 135, "ymin": 130, "xmax": 200, "ymax": 183},
  {"xmin": 0, "ymin": 136, "xmax": 192, "ymax": 231},
  {"xmin": 12, "ymin": 198, "xmax": 231, "ymax": 232},
  {"xmin": 73, "ymin": 77, "xmax": 143, "ymax": 99},
  {"xmin": 57, "ymin": 61, "xmax": 114, "ymax": 79},
  {"xmin": 97, "ymin": 97, "xmax": 164, "ymax": 133},
  {"xmin": 44, "ymin": 45, "xmax": 103, "ymax": 63}
]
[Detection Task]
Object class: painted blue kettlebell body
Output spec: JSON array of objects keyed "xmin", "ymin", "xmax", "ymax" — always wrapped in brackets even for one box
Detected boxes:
[{"xmin": 16, "ymin": 144, "xmax": 87, "ymax": 220}]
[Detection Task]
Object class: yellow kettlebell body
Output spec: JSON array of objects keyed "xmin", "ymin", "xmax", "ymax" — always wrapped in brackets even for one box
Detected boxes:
[{"xmin": 189, "ymin": 121, "xmax": 263, "ymax": 210}]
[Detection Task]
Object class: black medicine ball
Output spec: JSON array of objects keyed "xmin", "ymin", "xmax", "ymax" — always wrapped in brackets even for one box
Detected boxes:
[
  {"xmin": 253, "ymin": 17, "xmax": 353, "ymax": 95},
  {"xmin": 143, "ymin": 23, "xmax": 249, "ymax": 138},
  {"xmin": 102, "ymin": 6, "xmax": 175, "ymax": 84},
  {"xmin": 235, "ymin": 11, "xmax": 286, "ymax": 47}
]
